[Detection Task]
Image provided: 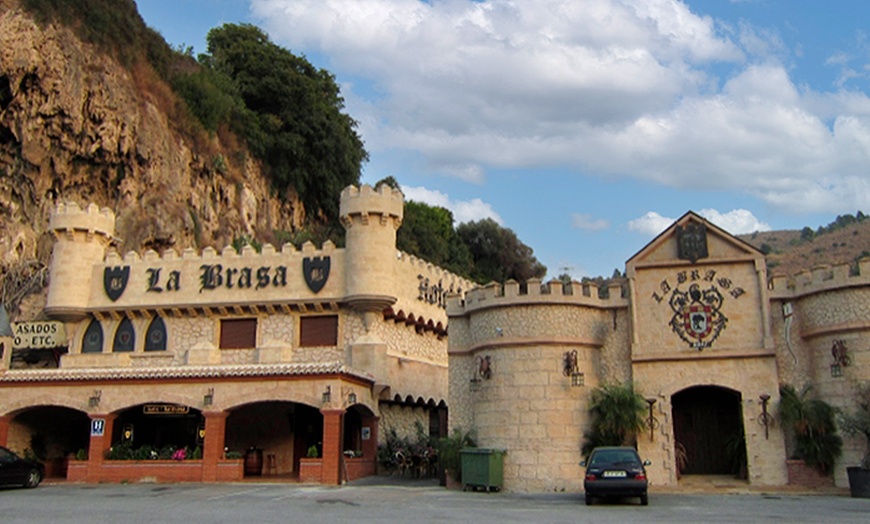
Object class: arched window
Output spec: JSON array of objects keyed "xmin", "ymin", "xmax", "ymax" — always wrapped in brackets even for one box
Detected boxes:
[
  {"xmin": 82, "ymin": 319, "xmax": 103, "ymax": 353},
  {"xmin": 113, "ymin": 318, "xmax": 135, "ymax": 352},
  {"xmin": 144, "ymin": 317, "xmax": 167, "ymax": 352}
]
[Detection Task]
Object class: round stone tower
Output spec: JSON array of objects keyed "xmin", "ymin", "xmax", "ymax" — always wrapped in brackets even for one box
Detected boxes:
[
  {"xmin": 45, "ymin": 202, "xmax": 115, "ymax": 320},
  {"xmin": 340, "ymin": 184, "xmax": 404, "ymax": 315}
]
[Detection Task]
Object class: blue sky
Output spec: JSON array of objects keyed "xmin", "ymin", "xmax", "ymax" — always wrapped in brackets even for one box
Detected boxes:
[{"xmin": 136, "ymin": 0, "xmax": 870, "ymax": 278}]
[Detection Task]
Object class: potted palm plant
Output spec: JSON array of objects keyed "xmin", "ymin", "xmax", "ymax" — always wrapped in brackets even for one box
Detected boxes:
[
  {"xmin": 839, "ymin": 382, "xmax": 870, "ymax": 498},
  {"xmin": 778, "ymin": 384, "xmax": 842, "ymax": 483},
  {"xmin": 581, "ymin": 383, "xmax": 646, "ymax": 456}
]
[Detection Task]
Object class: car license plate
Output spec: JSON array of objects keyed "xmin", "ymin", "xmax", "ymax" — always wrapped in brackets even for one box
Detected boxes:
[{"xmin": 602, "ymin": 471, "xmax": 626, "ymax": 478}]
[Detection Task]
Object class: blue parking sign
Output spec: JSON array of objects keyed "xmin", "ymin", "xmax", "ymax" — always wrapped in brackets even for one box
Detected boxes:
[{"xmin": 91, "ymin": 418, "xmax": 105, "ymax": 437}]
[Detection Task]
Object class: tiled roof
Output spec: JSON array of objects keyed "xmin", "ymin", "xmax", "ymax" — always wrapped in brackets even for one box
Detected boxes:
[{"xmin": 0, "ymin": 362, "xmax": 374, "ymax": 383}]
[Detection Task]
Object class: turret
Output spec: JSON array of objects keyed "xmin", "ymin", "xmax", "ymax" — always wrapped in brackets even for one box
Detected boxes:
[
  {"xmin": 339, "ymin": 184, "xmax": 403, "ymax": 314},
  {"xmin": 44, "ymin": 202, "xmax": 115, "ymax": 320}
]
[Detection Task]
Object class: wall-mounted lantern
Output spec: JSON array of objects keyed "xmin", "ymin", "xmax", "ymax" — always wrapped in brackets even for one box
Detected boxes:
[
  {"xmin": 88, "ymin": 390, "xmax": 102, "ymax": 408},
  {"xmin": 831, "ymin": 339, "xmax": 851, "ymax": 378},
  {"xmin": 563, "ymin": 350, "xmax": 584, "ymax": 387},
  {"xmin": 322, "ymin": 385, "xmax": 332, "ymax": 405},
  {"xmin": 203, "ymin": 387, "xmax": 215, "ymax": 406}
]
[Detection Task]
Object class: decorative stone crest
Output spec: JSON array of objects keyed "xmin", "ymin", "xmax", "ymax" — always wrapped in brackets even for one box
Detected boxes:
[
  {"xmin": 676, "ymin": 222, "xmax": 708, "ymax": 263},
  {"xmin": 668, "ymin": 283, "xmax": 727, "ymax": 350},
  {"xmin": 303, "ymin": 256, "xmax": 330, "ymax": 293},
  {"xmin": 104, "ymin": 266, "xmax": 129, "ymax": 301}
]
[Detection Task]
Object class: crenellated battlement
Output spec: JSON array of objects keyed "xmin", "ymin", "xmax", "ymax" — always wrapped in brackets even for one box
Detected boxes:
[
  {"xmin": 103, "ymin": 240, "xmax": 339, "ymax": 266},
  {"xmin": 49, "ymin": 201, "xmax": 115, "ymax": 239},
  {"xmin": 397, "ymin": 251, "xmax": 475, "ymax": 292},
  {"xmin": 768, "ymin": 257, "xmax": 870, "ymax": 298},
  {"xmin": 447, "ymin": 277, "xmax": 628, "ymax": 316},
  {"xmin": 339, "ymin": 184, "xmax": 404, "ymax": 228}
]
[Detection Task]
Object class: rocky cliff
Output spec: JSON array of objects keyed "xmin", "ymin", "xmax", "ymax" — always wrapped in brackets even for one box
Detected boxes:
[{"xmin": 0, "ymin": 1, "xmax": 304, "ymax": 319}]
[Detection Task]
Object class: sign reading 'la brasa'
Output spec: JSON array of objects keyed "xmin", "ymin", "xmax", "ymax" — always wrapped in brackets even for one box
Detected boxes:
[{"xmin": 105, "ymin": 256, "xmax": 331, "ymax": 300}]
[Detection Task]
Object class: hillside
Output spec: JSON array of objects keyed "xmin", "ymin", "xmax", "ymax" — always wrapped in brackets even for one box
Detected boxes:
[
  {"xmin": 0, "ymin": 0, "xmax": 307, "ymax": 319},
  {"xmin": 739, "ymin": 214, "xmax": 870, "ymax": 278}
]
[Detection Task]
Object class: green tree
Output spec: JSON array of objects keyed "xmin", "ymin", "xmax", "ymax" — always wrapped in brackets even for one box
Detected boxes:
[
  {"xmin": 581, "ymin": 383, "xmax": 647, "ymax": 456},
  {"xmin": 398, "ymin": 201, "xmax": 472, "ymax": 277},
  {"xmin": 456, "ymin": 219, "xmax": 546, "ymax": 284},
  {"xmin": 202, "ymin": 24, "xmax": 367, "ymax": 220}
]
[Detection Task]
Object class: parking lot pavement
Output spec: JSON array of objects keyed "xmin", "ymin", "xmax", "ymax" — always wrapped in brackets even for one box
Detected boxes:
[{"xmin": 1, "ymin": 480, "xmax": 867, "ymax": 524}]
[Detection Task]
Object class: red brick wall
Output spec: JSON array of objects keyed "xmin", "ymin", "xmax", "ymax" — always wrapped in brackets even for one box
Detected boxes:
[{"xmin": 299, "ymin": 458, "xmax": 322, "ymax": 483}]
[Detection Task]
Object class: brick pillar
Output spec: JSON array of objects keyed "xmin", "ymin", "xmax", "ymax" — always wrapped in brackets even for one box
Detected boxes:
[
  {"xmin": 320, "ymin": 409, "xmax": 344, "ymax": 485},
  {"xmin": 0, "ymin": 415, "xmax": 11, "ymax": 447},
  {"xmin": 86, "ymin": 414, "xmax": 117, "ymax": 483},
  {"xmin": 361, "ymin": 415, "xmax": 379, "ymax": 459},
  {"xmin": 201, "ymin": 411, "xmax": 229, "ymax": 482}
]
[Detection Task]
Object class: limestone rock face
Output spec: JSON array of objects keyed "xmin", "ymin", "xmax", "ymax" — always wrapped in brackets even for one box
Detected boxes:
[{"xmin": 0, "ymin": 2, "xmax": 304, "ymax": 317}]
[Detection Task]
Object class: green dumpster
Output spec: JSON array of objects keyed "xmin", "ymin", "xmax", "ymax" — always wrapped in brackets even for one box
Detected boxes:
[{"xmin": 460, "ymin": 448, "xmax": 505, "ymax": 492}]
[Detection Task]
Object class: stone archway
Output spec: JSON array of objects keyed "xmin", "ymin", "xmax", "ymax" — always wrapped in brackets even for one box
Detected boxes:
[
  {"xmin": 6, "ymin": 406, "xmax": 91, "ymax": 478},
  {"xmin": 672, "ymin": 385, "xmax": 746, "ymax": 477}
]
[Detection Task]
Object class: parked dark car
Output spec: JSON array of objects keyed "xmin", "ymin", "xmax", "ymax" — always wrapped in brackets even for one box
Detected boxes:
[
  {"xmin": 581, "ymin": 446, "xmax": 649, "ymax": 506},
  {"xmin": 0, "ymin": 446, "xmax": 44, "ymax": 488}
]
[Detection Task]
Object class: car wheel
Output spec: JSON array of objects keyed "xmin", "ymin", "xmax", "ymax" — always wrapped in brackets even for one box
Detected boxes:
[
  {"xmin": 640, "ymin": 493, "xmax": 648, "ymax": 506},
  {"xmin": 585, "ymin": 494, "xmax": 593, "ymax": 506},
  {"xmin": 23, "ymin": 468, "xmax": 42, "ymax": 488}
]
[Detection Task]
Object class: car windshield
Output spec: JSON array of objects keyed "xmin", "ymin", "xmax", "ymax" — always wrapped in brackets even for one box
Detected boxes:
[{"xmin": 590, "ymin": 450, "xmax": 639, "ymax": 466}]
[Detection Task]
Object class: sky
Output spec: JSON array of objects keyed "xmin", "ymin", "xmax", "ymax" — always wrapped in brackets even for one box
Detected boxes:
[{"xmin": 136, "ymin": 0, "xmax": 870, "ymax": 279}]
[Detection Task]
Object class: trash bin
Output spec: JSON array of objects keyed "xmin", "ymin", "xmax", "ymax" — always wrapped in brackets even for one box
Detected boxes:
[{"xmin": 460, "ymin": 448, "xmax": 505, "ymax": 492}]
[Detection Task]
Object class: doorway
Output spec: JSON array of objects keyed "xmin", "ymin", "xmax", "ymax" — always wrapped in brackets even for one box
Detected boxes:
[{"xmin": 672, "ymin": 386, "xmax": 746, "ymax": 477}]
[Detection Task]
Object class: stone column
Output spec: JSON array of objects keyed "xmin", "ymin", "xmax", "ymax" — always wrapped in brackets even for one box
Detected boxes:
[
  {"xmin": 0, "ymin": 414, "xmax": 11, "ymax": 447},
  {"xmin": 320, "ymin": 408, "xmax": 345, "ymax": 485},
  {"xmin": 202, "ymin": 411, "xmax": 229, "ymax": 482},
  {"xmin": 86, "ymin": 413, "xmax": 117, "ymax": 483}
]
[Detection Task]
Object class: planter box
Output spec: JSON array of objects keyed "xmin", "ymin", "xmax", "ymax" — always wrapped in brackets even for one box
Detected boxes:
[
  {"xmin": 786, "ymin": 459, "xmax": 834, "ymax": 488},
  {"xmin": 43, "ymin": 457, "xmax": 69, "ymax": 478},
  {"xmin": 67, "ymin": 460, "xmax": 88, "ymax": 482},
  {"xmin": 847, "ymin": 467, "xmax": 870, "ymax": 498},
  {"xmin": 299, "ymin": 458, "xmax": 322, "ymax": 483},
  {"xmin": 344, "ymin": 457, "xmax": 376, "ymax": 482}
]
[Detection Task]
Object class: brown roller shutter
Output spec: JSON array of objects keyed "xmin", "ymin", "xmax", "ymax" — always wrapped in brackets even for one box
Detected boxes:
[
  {"xmin": 299, "ymin": 316, "xmax": 338, "ymax": 347},
  {"xmin": 220, "ymin": 318, "xmax": 257, "ymax": 349}
]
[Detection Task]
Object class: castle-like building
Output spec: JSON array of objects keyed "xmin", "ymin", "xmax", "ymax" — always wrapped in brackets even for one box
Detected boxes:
[
  {"xmin": 448, "ymin": 212, "xmax": 870, "ymax": 492},
  {"xmin": 0, "ymin": 185, "xmax": 470, "ymax": 484},
  {"xmin": 0, "ymin": 187, "xmax": 867, "ymax": 492}
]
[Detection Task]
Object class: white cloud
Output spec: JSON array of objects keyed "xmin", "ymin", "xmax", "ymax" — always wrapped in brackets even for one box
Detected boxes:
[
  {"xmin": 697, "ymin": 208, "xmax": 771, "ymax": 234},
  {"xmin": 628, "ymin": 211, "xmax": 675, "ymax": 236},
  {"xmin": 628, "ymin": 208, "xmax": 769, "ymax": 237},
  {"xmin": 402, "ymin": 186, "xmax": 502, "ymax": 225},
  {"xmin": 251, "ymin": 0, "xmax": 870, "ymax": 215},
  {"xmin": 571, "ymin": 213, "xmax": 610, "ymax": 232}
]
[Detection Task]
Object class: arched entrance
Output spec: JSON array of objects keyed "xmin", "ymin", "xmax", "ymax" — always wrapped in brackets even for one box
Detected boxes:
[
  {"xmin": 6, "ymin": 406, "xmax": 90, "ymax": 478},
  {"xmin": 113, "ymin": 403, "xmax": 203, "ymax": 458},
  {"xmin": 226, "ymin": 401, "xmax": 322, "ymax": 477},
  {"xmin": 672, "ymin": 386, "xmax": 747, "ymax": 478}
]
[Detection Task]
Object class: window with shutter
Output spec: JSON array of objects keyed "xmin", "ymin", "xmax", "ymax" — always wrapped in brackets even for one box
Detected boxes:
[
  {"xmin": 299, "ymin": 315, "xmax": 338, "ymax": 347},
  {"xmin": 220, "ymin": 318, "xmax": 257, "ymax": 349}
]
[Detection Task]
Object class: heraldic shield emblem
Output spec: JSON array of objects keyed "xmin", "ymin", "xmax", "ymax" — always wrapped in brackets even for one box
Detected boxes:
[
  {"xmin": 104, "ymin": 266, "xmax": 130, "ymax": 302},
  {"xmin": 668, "ymin": 283, "xmax": 727, "ymax": 350},
  {"xmin": 303, "ymin": 256, "xmax": 330, "ymax": 294}
]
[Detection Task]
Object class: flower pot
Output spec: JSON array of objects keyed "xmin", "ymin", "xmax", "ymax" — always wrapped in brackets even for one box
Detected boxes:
[{"xmin": 847, "ymin": 467, "xmax": 870, "ymax": 498}]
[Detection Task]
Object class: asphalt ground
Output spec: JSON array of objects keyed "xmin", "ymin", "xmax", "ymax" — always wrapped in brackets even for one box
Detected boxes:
[{"xmin": 0, "ymin": 477, "xmax": 866, "ymax": 524}]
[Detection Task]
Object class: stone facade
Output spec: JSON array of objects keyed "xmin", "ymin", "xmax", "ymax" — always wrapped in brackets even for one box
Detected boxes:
[
  {"xmin": 0, "ymin": 185, "xmax": 472, "ymax": 485},
  {"xmin": 448, "ymin": 212, "xmax": 870, "ymax": 492}
]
